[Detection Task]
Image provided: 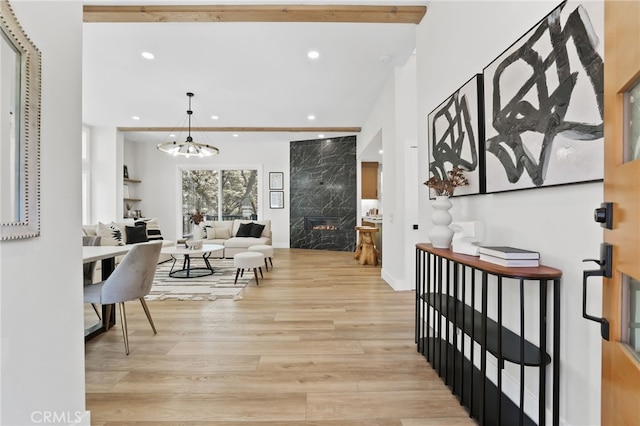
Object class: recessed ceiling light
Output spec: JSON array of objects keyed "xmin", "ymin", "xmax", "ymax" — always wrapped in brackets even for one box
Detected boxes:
[
  {"xmin": 233, "ymin": 134, "xmax": 239, "ymax": 138},
  {"xmin": 318, "ymin": 134, "xmax": 325, "ymax": 138},
  {"xmin": 211, "ymin": 115, "xmax": 219, "ymax": 120},
  {"xmin": 169, "ymin": 133, "xmax": 176, "ymax": 138},
  {"xmin": 132, "ymin": 116, "xmax": 140, "ymax": 120},
  {"xmin": 379, "ymin": 150, "xmax": 383, "ymax": 154},
  {"xmin": 307, "ymin": 115, "xmax": 316, "ymax": 121},
  {"xmin": 307, "ymin": 50, "xmax": 320, "ymax": 59},
  {"xmin": 141, "ymin": 52, "xmax": 154, "ymax": 60}
]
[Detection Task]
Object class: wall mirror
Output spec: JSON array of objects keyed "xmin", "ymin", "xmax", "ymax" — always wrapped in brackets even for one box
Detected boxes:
[{"xmin": 0, "ymin": 0, "xmax": 41, "ymax": 240}]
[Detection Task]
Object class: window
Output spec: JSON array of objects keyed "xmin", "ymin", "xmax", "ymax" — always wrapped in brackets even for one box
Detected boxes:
[{"xmin": 181, "ymin": 168, "xmax": 258, "ymax": 235}]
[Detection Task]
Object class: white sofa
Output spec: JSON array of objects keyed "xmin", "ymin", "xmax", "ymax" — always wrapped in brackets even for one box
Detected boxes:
[
  {"xmin": 196, "ymin": 219, "xmax": 272, "ymax": 258},
  {"xmin": 82, "ymin": 218, "xmax": 175, "ymax": 264}
]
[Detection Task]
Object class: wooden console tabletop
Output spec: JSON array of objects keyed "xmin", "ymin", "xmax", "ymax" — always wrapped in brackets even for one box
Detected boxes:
[{"xmin": 416, "ymin": 243, "xmax": 562, "ymax": 280}]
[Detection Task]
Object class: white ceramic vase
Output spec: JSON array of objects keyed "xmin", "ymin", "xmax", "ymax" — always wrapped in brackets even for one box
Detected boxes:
[
  {"xmin": 191, "ymin": 223, "xmax": 203, "ymax": 240},
  {"xmin": 428, "ymin": 195, "xmax": 454, "ymax": 249}
]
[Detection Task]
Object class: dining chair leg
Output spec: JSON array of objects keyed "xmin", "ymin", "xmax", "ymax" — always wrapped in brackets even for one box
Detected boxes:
[
  {"xmin": 104, "ymin": 304, "xmax": 113, "ymax": 331},
  {"xmin": 139, "ymin": 298, "xmax": 157, "ymax": 334},
  {"xmin": 259, "ymin": 266, "xmax": 264, "ymax": 278},
  {"xmin": 264, "ymin": 258, "xmax": 269, "ymax": 271},
  {"xmin": 92, "ymin": 303, "xmax": 101, "ymax": 320},
  {"xmin": 253, "ymin": 268, "xmax": 260, "ymax": 285},
  {"xmin": 269, "ymin": 257, "xmax": 273, "ymax": 268},
  {"xmin": 234, "ymin": 268, "xmax": 240, "ymax": 284},
  {"xmin": 119, "ymin": 302, "xmax": 130, "ymax": 355}
]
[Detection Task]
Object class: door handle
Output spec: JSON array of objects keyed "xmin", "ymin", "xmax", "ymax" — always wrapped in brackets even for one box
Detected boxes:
[{"xmin": 582, "ymin": 243, "xmax": 612, "ymax": 340}]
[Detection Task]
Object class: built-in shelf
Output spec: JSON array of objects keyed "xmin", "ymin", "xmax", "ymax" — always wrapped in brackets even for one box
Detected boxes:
[{"xmin": 124, "ymin": 177, "xmax": 142, "ymax": 205}]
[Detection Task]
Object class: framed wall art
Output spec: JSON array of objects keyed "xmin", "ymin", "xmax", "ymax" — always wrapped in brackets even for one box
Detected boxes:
[
  {"xmin": 483, "ymin": 1, "xmax": 604, "ymax": 193},
  {"xmin": 269, "ymin": 191, "xmax": 284, "ymax": 209},
  {"xmin": 427, "ymin": 74, "xmax": 484, "ymax": 198},
  {"xmin": 0, "ymin": 0, "xmax": 42, "ymax": 240},
  {"xmin": 269, "ymin": 172, "xmax": 284, "ymax": 190}
]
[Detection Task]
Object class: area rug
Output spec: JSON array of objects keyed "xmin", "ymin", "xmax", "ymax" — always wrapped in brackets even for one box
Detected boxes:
[{"xmin": 145, "ymin": 258, "xmax": 251, "ymax": 301}]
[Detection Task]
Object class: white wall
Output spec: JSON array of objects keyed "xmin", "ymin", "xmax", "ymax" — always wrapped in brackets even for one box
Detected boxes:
[
  {"xmin": 414, "ymin": 2, "xmax": 603, "ymax": 425},
  {"xmin": 0, "ymin": 2, "xmax": 88, "ymax": 425},
  {"xmin": 359, "ymin": 53, "xmax": 420, "ymax": 291},
  {"xmin": 127, "ymin": 138, "xmax": 290, "ymax": 247},
  {"xmin": 90, "ymin": 126, "xmax": 124, "ymax": 224}
]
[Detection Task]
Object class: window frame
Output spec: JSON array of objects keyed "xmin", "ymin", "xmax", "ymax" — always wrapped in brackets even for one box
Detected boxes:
[{"xmin": 176, "ymin": 164, "xmax": 263, "ymax": 236}]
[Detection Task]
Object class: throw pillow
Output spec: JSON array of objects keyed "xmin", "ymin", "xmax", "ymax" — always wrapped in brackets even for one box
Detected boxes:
[
  {"xmin": 236, "ymin": 222, "xmax": 254, "ymax": 237},
  {"xmin": 250, "ymin": 223, "xmax": 265, "ymax": 238},
  {"xmin": 136, "ymin": 218, "xmax": 163, "ymax": 241},
  {"xmin": 202, "ymin": 225, "xmax": 215, "ymax": 239},
  {"xmin": 216, "ymin": 227, "xmax": 232, "ymax": 239},
  {"xmin": 126, "ymin": 224, "xmax": 148, "ymax": 244},
  {"xmin": 97, "ymin": 222, "xmax": 125, "ymax": 246}
]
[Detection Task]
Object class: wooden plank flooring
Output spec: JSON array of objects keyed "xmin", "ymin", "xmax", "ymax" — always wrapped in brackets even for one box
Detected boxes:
[{"xmin": 85, "ymin": 248, "xmax": 474, "ymax": 425}]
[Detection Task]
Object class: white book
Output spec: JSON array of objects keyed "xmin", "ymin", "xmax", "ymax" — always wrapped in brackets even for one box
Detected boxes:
[
  {"xmin": 478, "ymin": 246, "xmax": 540, "ymax": 260},
  {"xmin": 479, "ymin": 253, "xmax": 539, "ymax": 267}
]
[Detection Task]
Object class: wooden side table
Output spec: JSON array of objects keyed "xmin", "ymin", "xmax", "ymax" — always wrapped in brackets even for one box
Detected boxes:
[{"xmin": 354, "ymin": 226, "xmax": 378, "ymax": 265}]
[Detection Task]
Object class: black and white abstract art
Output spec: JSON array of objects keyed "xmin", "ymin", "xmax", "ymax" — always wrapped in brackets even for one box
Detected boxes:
[
  {"xmin": 428, "ymin": 74, "xmax": 483, "ymax": 198},
  {"xmin": 483, "ymin": 1, "xmax": 604, "ymax": 193}
]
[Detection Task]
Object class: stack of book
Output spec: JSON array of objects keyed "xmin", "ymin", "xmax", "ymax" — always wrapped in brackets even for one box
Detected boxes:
[{"xmin": 478, "ymin": 246, "xmax": 540, "ymax": 267}]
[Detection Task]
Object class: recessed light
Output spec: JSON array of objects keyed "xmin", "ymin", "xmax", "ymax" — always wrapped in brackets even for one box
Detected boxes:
[
  {"xmin": 379, "ymin": 150, "xmax": 383, "ymax": 154},
  {"xmin": 141, "ymin": 52, "xmax": 154, "ymax": 60},
  {"xmin": 132, "ymin": 116, "xmax": 140, "ymax": 120},
  {"xmin": 211, "ymin": 115, "xmax": 219, "ymax": 120},
  {"xmin": 318, "ymin": 134, "xmax": 325, "ymax": 138},
  {"xmin": 233, "ymin": 134, "xmax": 239, "ymax": 138},
  {"xmin": 169, "ymin": 133, "xmax": 176, "ymax": 138},
  {"xmin": 307, "ymin": 50, "xmax": 320, "ymax": 59},
  {"xmin": 307, "ymin": 115, "xmax": 316, "ymax": 121}
]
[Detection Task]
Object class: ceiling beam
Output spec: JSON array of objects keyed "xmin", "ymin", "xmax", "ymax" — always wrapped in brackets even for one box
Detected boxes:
[
  {"xmin": 83, "ymin": 5, "xmax": 427, "ymax": 24},
  {"xmin": 117, "ymin": 126, "xmax": 362, "ymax": 133}
]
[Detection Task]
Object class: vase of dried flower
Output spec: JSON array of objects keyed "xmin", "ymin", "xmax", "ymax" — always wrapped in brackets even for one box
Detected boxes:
[{"xmin": 428, "ymin": 195, "xmax": 454, "ymax": 249}]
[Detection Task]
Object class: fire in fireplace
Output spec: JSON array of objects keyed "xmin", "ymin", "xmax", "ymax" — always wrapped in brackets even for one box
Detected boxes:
[{"xmin": 304, "ymin": 216, "xmax": 340, "ymax": 231}]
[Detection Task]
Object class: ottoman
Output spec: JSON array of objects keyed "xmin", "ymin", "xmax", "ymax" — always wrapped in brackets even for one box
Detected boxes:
[
  {"xmin": 233, "ymin": 252, "xmax": 264, "ymax": 285},
  {"xmin": 248, "ymin": 245, "xmax": 274, "ymax": 271}
]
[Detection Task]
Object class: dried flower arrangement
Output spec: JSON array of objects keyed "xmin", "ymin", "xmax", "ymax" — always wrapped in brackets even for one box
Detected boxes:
[
  {"xmin": 190, "ymin": 209, "xmax": 205, "ymax": 225},
  {"xmin": 424, "ymin": 166, "xmax": 469, "ymax": 197}
]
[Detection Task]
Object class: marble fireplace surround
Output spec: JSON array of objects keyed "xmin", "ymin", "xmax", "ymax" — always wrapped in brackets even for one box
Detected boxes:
[{"xmin": 289, "ymin": 136, "xmax": 357, "ymax": 251}]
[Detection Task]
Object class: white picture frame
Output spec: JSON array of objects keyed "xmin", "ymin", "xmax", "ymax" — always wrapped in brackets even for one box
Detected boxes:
[
  {"xmin": 269, "ymin": 191, "xmax": 284, "ymax": 209},
  {"xmin": 269, "ymin": 172, "xmax": 284, "ymax": 190}
]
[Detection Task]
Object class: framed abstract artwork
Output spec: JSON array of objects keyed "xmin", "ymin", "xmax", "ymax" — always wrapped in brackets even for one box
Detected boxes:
[
  {"xmin": 483, "ymin": 1, "xmax": 604, "ymax": 193},
  {"xmin": 427, "ymin": 74, "xmax": 484, "ymax": 198}
]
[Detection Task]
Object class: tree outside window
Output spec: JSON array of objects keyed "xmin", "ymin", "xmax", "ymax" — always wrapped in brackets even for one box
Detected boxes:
[{"xmin": 182, "ymin": 169, "xmax": 257, "ymax": 235}]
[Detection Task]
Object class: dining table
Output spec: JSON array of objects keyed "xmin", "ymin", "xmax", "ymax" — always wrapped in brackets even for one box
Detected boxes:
[{"xmin": 82, "ymin": 245, "xmax": 131, "ymax": 341}]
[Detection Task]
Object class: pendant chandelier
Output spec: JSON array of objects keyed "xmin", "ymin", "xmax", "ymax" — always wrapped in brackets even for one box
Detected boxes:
[{"xmin": 157, "ymin": 92, "xmax": 220, "ymax": 157}]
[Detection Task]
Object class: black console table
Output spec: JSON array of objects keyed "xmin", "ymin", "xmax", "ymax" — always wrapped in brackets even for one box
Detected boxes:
[{"xmin": 415, "ymin": 243, "xmax": 561, "ymax": 426}]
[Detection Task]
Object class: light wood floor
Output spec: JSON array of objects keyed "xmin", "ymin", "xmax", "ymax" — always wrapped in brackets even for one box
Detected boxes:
[{"xmin": 85, "ymin": 248, "xmax": 475, "ymax": 425}]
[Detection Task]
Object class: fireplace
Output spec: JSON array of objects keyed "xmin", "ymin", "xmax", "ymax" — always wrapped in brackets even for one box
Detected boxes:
[{"xmin": 304, "ymin": 216, "xmax": 340, "ymax": 231}]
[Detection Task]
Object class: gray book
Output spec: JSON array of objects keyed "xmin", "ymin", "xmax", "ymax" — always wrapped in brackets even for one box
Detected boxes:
[{"xmin": 478, "ymin": 246, "xmax": 540, "ymax": 260}]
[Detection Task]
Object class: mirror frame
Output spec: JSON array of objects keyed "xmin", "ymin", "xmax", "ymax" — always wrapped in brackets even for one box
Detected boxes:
[{"xmin": 0, "ymin": 0, "xmax": 41, "ymax": 241}]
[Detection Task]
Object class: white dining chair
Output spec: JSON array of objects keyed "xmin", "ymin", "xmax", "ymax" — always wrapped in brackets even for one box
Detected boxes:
[{"xmin": 83, "ymin": 241, "xmax": 162, "ymax": 355}]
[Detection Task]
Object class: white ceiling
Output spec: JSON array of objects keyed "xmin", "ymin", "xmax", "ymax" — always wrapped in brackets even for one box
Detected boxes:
[{"xmin": 82, "ymin": 2, "xmax": 423, "ymax": 159}]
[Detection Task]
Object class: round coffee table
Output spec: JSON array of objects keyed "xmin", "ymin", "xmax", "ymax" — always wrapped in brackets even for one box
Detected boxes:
[{"xmin": 161, "ymin": 244, "xmax": 225, "ymax": 278}]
